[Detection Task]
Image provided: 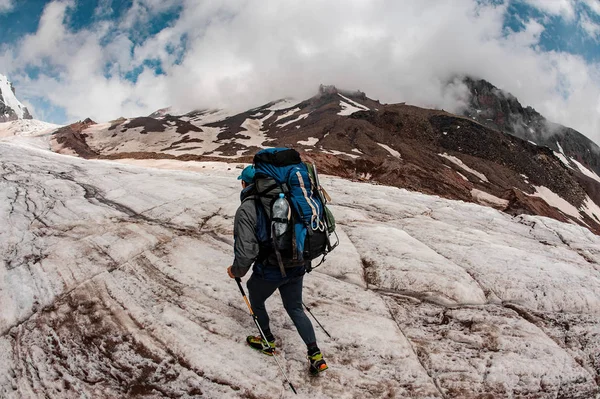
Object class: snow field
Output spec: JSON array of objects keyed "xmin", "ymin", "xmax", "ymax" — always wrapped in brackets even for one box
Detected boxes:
[{"xmin": 1, "ymin": 141, "xmax": 599, "ymax": 398}]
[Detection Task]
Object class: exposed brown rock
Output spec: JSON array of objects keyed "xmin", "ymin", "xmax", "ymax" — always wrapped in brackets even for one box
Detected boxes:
[{"xmin": 52, "ymin": 119, "xmax": 98, "ymax": 158}]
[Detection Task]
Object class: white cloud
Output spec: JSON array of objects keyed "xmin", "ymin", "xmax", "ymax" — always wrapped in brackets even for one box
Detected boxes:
[
  {"xmin": 0, "ymin": 0, "xmax": 600, "ymax": 147},
  {"xmin": 120, "ymin": 0, "xmax": 181, "ymax": 30},
  {"xmin": 582, "ymin": 0, "xmax": 600, "ymax": 16},
  {"xmin": 522, "ymin": 0, "xmax": 576, "ymax": 20},
  {"xmin": 19, "ymin": 1, "xmax": 73, "ymax": 64},
  {"xmin": 0, "ymin": 0, "xmax": 13, "ymax": 13},
  {"xmin": 580, "ymin": 11, "xmax": 600, "ymax": 40},
  {"xmin": 94, "ymin": 0, "xmax": 113, "ymax": 18}
]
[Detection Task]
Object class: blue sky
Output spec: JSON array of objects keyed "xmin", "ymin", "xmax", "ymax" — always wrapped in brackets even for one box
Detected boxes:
[
  {"xmin": 504, "ymin": 1, "xmax": 600, "ymax": 61},
  {"xmin": 0, "ymin": 0, "xmax": 599, "ymax": 143},
  {"xmin": 0, "ymin": 1, "xmax": 180, "ymax": 49},
  {"xmin": 0, "ymin": 0, "xmax": 182, "ymax": 122}
]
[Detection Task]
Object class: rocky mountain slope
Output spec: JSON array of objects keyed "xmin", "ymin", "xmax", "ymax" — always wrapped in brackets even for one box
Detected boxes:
[
  {"xmin": 0, "ymin": 74, "xmax": 32, "ymax": 122},
  {"xmin": 462, "ymin": 77, "xmax": 600, "ymax": 175},
  {"xmin": 1, "ymin": 136, "xmax": 599, "ymax": 398},
  {"xmin": 50, "ymin": 85, "xmax": 600, "ymax": 235}
]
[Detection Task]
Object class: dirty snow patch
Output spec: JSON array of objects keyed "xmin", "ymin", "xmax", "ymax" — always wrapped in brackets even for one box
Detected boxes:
[
  {"xmin": 377, "ymin": 143, "xmax": 401, "ymax": 159},
  {"xmin": 338, "ymin": 101, "xmax": 365, "ymax": 116},
  {"xmin": 266, "ymin": 98, "xmax": 302, "ymax": 111},
  {"xmin": 580, "ymin": 195, "xmax": 600, "ymax": 222},
  {"xmin": 554, "ymin": 152, "xmax": 573, "ymax": 169},
  {"xmin": 298, "ymin": 137, "xmax": 319, "ymax": 146},
  {"xmin": 275, "ymin": 107, "xmax": 301, "ymax": 122},
  {"xmin": 570, "ymin": 158, "xmax": 600, "ymax": 184},
  {"xmin": 277, "ymin": 113, "xmax": 309, "ymax": 128},
  {"xmin": 337, "ymin": 94, "xmax": 369, "ymax": 116},
  {"xmin": 471, "ymin": 189, "xmax": 509, "ymax": 207},
  {"xmin": 439, "ymin": 153, "xmax": 489, "ymax": 182},
  {"xmin": 457, "ymin": 172, "xmax": 469, "ymax": 181},
  {"xmin": 234, "ymin": 112, "xmax": 275, "ymax": 150},
  {"xmin": 321, "ymin": 149, "xmax": 360, "ymax": 158},
  {"xmin": 184, "ymin": 109, "xmax": 233, "ymax": 125},
  {"xmin": 338, "ymin": 94, "xmax": 369, "ymax": 110},
  {"xmin": 529, "ymin": 186, "xmax": 581, "ymax": 220}
]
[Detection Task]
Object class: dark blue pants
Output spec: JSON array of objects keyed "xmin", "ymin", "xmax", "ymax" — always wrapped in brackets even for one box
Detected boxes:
[{"xmin": 247, "ymin": 273, "xmax": 316, "ymax": 346}]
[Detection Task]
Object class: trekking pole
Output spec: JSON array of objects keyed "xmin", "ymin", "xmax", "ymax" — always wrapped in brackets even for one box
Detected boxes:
[
  {"xmin": 302, "ymin": 302, "xmax": 332, "ymax": 339},
  {"xmin": 235, "ymin": 278, "xmax": 297, "ymax": 395}
]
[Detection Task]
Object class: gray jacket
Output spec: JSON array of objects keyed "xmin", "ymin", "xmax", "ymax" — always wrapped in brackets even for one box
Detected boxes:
[{"xmin": 230, "ymin": 194, "xmax": 260, "ymax": 278}]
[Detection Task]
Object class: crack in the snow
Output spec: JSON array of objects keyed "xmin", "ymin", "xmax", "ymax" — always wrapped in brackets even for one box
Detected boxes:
[
  {"xmin": 342, "ymin": 212, "xmax": 600, "ymax": 396},
  {"xmin": 1, "ymin": 205, "xmax": 228, "ymax": 337},
  {"xmin": 384, "ymin": 299, "xmax": 447, "ymax": 399},
  {"xmin": 2, "ymin": 241, "xmax": 161, "ymax": 338}
]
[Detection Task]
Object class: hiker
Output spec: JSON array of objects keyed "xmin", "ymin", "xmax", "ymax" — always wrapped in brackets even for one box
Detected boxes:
[{"xmin": 227, "ymin": 164, "xmax": 328, "ymax": 375}]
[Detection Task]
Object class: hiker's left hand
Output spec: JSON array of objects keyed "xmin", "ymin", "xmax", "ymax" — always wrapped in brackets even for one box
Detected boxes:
[{"xmin": 227, "ymin": 266, "xmax": 235, "ymax": 279}]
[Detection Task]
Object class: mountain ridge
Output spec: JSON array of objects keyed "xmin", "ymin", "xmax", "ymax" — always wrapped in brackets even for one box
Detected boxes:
[
  {"xmin": 0, "ymin": 74, "xmax": 32, "ymax": 122},
  {"xmin": 47, "ymin": 83, "xmax": 600, "ymax": 235},
  {"xmin": 461, "ymin": 76, "xmax": 600, "ymax": 174}
]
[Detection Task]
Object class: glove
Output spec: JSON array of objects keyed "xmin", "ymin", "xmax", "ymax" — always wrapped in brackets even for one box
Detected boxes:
[
  {"xmin": 227, "ymin": 266, "xmax": 235, "ymax": 279},
  {"xmin": 306, "ymin": 262, "xmax": 313, "ymax": 273}
]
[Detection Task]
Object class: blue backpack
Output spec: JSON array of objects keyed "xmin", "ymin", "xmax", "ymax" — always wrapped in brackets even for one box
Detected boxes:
[{"xmin": 253, "ymin": 148, "xmax": 337, "ymax": 275}]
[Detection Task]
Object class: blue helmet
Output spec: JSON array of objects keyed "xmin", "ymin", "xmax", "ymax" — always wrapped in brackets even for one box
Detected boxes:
[{"xmin": 237, "ymin": 165, "xmax": 255, "ymax": 183}]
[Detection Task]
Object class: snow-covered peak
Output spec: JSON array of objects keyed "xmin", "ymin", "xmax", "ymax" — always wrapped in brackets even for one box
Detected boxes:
[
  {"xmin": 0, "ymin": 119, "xmax": 61, "ymax": 138},
  {"xmin": 0, "ymin": 74, "xmax": 32, "ymax": 122}
]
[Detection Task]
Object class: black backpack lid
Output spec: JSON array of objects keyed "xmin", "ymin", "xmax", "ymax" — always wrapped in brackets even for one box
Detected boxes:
[{"xmin": 254, "ymin": 148, "xmax": 301, "ymax": 167}]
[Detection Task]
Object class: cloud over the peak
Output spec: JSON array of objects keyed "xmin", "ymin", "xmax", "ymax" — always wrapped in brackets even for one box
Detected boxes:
[{"xmin": 1, "ymin": 0, "xmax": 600, "ymax": 146}]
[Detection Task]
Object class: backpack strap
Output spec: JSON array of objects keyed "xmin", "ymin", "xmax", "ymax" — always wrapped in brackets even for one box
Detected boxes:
[
  {"xmin": 252, "ymin": 199, "xmax": 271, "ymax": 265},
  {"xmin": 271, "ymin": 223, "xmax": 287, "ymax": 278}
]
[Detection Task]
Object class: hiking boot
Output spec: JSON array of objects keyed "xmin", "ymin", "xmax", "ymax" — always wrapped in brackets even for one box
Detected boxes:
[
  {"xmin": 308, "ymin": 350, "xmax": 328, "ymax": 375},
  {"xmin": 246, "ymin": 335, "xmax": 276, "ymax": 356}
]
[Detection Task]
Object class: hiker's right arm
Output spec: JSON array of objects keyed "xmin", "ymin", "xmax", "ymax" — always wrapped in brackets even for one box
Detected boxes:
[{"xmin": 230, "ymin": 201, "xmax": 259, "ymax": 277}]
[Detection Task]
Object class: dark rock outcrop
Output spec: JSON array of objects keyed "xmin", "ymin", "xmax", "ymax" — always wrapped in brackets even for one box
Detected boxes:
[
  {"xmin": 462, "ymin": 77, "xmax": 600, "ymax": 175},
  {"xmin": 53, "ymin": 119, "xmax": 98, "ymax": 158}
]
